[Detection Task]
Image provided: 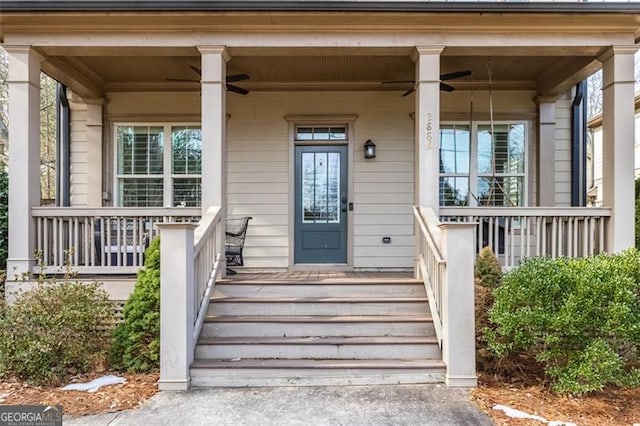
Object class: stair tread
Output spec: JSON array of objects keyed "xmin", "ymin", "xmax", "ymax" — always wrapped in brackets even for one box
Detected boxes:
[
  {"xmin": 216, "ymin": 280, "xmax": 421, "ymax": 285},
  {"xmin": 197, "ymin": 336, "xmax": 438, "ymax": 345},
  {"xmin": 210, "ymin": 297, "xmax": 428, "ymax": 303},
  {"xmin": 204, "ymin": 315, "xmax": 432, "ymax": 323},
  {"xmin": 191, "ymin": 358, "xmax": 445, "ymax": 369}
]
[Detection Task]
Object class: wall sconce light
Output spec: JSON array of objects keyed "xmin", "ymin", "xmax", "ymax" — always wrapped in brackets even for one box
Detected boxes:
[{"xmin": 364, "ymin": 139, "xmax": 376, "ymax": 159}]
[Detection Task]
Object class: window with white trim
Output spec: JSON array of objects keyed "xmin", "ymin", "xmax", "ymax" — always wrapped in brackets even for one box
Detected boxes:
[
  {"xmin": 115, "ymin": 124, "xmax": 202, "ymax": 207},
  {"xmin": 440, "ymin": 122, "xmax": 527, "ymax": 207}
]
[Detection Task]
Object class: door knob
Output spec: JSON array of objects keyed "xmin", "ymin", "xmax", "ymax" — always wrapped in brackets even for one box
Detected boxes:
[{"xmin": 341, "ymin": 195, "xmax": 348, "ymax": 204}]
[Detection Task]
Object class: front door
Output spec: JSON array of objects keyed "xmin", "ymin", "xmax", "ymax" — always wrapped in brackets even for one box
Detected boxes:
[{"xmin": 294, "ymin": 145, "xmax": 348, "ymax": 264}]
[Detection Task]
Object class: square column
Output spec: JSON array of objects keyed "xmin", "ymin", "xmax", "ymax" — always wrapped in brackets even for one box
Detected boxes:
[
  {"xmin": 198, "ymin": 46, "xmax": 229, "ymax": 275},
  {"xmin": 5, "ymin": 46, "xmax": 42, "ymax": 279},
  {"xmin": 600, "ymin": 46, "xmax": 637, "ymax": 252},
  {"xmin": 413, "ymin": 46, "xmax": 444, "ymax": 212},
  {"xmin": 536, "ymin": 97, "xmax": 557, "ymax": 207}
]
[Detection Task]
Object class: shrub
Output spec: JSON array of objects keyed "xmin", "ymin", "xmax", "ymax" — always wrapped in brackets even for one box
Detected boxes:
[
  {"xmin": 0, "ymin": 278, "xmax": 114, "ymax": 386},
  {"xmin": 486, "ymin": 250, "xmax": 640, "ymax": 394},
  {"xmin": 110, "ymin": 237, "xmax": 160, "ymax": 372},
  {"xmin": 475, "ymin": 246, "xmax": 502, "ymax": 288}
]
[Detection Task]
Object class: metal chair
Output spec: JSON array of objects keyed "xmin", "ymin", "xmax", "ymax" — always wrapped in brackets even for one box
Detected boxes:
[{"xmin": 225, "ymin": 216, "xmax": 252, "ymax": 275}]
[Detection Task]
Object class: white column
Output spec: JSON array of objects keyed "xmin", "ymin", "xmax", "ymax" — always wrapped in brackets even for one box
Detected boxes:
[
  {"xmin": 414, "ymin": 46, "xmax": 444, "ymax": 212},
  {"xmin": 600, "ymin": 46, "xmax": 637, "ymax": 252},
  {"xmin": 199, "ymin": 46, "xmax": 228, "ymax": 275},
  {"xmin": 85, "ymin": 99, "xmax": 104, "ymax": 207},
  {"xmin": 5, "ymin": 46, "xmax": 42, "ymax": 279},
  {"xmin": 537, "ymin": 98, "xmax": 557, "ymax": 206},
  {"xmin": 439, "ymin": 223, "xmax": 477, "ymax": 388},
  {"xmin": 157, "ymin": 223, "xmax": 196, "ymax": 391}
]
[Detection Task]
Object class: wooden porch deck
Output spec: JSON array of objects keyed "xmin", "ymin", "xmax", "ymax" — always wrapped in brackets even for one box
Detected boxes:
[{"xmin": 218, "ymin": 270, "xmax": 415, "ymax": 284}]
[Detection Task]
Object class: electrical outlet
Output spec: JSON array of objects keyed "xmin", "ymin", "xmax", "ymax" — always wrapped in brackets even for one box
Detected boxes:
[{"xmin": 382, "ymin": 237, "xmax": 391, "ymax": 244}]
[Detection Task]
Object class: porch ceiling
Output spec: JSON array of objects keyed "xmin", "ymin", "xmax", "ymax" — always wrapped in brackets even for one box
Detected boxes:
[{"xmin": 41, "ymin": 49, "xmax": 600, "ymax": 96}]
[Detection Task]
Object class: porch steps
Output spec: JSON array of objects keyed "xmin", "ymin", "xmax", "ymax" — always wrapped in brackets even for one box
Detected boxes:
[{"xmin": 191, "ymin": 278, "xmax": 444, "ymax": 387}]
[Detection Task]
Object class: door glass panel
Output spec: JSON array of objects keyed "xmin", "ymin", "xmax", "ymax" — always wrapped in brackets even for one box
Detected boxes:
[{"xmin": 301, "ymin": 152, "xmax": 341, "ymax": 223}]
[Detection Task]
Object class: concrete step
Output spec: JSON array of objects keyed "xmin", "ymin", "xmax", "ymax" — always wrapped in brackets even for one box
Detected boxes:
[
  {"xmin": 213, "ymin": 282, "xmax": 426, "ymax": 299},
  {"xmin": 190, "ymin": 358, "xmax": 446, "ymax": 387},
  {"xmin": 195, "ymin": 336, "xmax": 441, "ymax": 360},
  {"xmin": 200, "ymin": 315, "xmax": 435, "ymax": 338},
  {"xmin": 207, "ymin": 297, "xmax": 430, "ymax": 316}
]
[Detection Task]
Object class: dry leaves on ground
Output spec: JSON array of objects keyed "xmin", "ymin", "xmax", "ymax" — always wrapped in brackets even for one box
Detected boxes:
[
  {"xmin": 471, "ymin": 374, "xmax": 640, "ymax": 426},
  {"xmin": 0, "ymin": 373, "xmax": 158, "ymax": 416}
]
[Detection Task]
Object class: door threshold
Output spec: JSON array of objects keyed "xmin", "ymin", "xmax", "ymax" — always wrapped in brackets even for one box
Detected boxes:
[{"xmin": 290, "ymin": 264, "xmax": 352, "ymax": 272}]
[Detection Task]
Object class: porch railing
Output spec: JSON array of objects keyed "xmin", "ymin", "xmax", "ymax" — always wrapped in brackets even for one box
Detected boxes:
[
  {"xmin": 413, "ymin": 206, "xmax": 445, "ymax": 347},
  {"xmin": 157, "ymin": 205, "xmax": 224, "ymax": 390},
  {"xmin": 440, "ymin": 207, "xmax": 611, "ymax": 269},
  {"xmin": 32, "ymin": 207, "xmax": 201, "ymax": 274},
  {"xmin": 414, "ymin": 206, "xmax": 477, "ymax": 387}
]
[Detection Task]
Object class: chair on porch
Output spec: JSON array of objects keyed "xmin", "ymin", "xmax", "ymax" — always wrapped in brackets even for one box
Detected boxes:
[
  {"xmin": 225, "ymin": 216, "xmax": 252, "ymax": 275},
  {"xmin": 94, "ymin": 219, "xmax": 149, "ymax": 267}
]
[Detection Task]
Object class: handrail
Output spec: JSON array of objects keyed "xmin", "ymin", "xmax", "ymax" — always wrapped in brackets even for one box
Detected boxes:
[
  {"xmin": 192, "ymin": 205, "xmax": 223, "ymax": 344},
  {"xmin": 440, "ymin": 206, "xmax": 611, "ymax": 217},
  {"xmin": 32, "ymin": 206, "xmax": 202, "ymax": 217},
  {"xmin": 413, "ymin": 206, "xmax": 445, "ymax": 264},
  {"xmin": 413, "ymin": 206, "xmax": 446, "ymax": 347}
]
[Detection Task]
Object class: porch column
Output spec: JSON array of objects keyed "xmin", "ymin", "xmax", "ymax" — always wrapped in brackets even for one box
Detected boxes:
[
  {"xmin": 5, "ymin": 46, "xmax": 42, "ymax": 279},
  {"xmin": 600, "ymin": 46, "xmax": 637, "ymax": 252},
  {"xmin": 537, "ymin": 98, "xmax": 556, "ymax": 206},
  {"xmin": 413, "ymin": 46, "xmax": 444, "ymax": 212},
  {"xmin": 85, "ymin": 99, "xmax": 104, "ymax": 207},
  {"xmin": 198, "ymin": 46, "xmax": 228, "ymax": 274}
]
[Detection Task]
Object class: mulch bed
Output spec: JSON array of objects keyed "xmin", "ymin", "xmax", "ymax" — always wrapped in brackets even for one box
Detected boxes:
[
  {"xmin": 471, "ymin": 373, "xmax": 640, "ymax": 425},
  {"xmin": 0, "ymin": 373, "xmax": 158, "ymax": 416}
]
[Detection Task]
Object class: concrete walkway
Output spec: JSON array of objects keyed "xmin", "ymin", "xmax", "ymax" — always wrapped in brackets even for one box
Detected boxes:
[{"xmin": 65, "ymin": 384, "xmax": 492, "ymax": 426}]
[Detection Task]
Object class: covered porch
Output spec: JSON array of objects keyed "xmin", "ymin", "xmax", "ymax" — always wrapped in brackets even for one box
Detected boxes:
[{"xmin": 2, "ymin": 8, "xmax": 638, "ymax": 390}]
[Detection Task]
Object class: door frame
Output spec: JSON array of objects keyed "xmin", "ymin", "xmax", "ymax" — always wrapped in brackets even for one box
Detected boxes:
[{"xmin": 286, "ymin": 115, "xmax": 357, "ymax": 269}]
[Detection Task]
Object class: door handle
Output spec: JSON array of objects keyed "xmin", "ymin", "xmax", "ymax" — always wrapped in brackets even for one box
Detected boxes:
[{"xmin": 341, "ymin": 195, "xmax": 348, "ymax": 204}]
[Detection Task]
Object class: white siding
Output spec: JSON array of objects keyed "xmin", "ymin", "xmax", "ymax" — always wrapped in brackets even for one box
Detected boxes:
[
  {"xmin": 227, "ymin": 91, "xmax": 415, "ymax": 269},
  {"xmin": 69, "ymin": 100, "xmax": 88, "ymax": 206},
  {"xmin": 554, "ymin": 93, "xmax": 573, "ymax": 206}
]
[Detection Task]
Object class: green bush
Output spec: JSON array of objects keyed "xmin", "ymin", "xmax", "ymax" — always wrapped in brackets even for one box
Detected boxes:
[
  {"xmin": 0, "ymin": 279, "xmax": 114, "ymax": 386},
  {"xmin": 636, "ymin": 178, "xmax": 640, "ymax": 250},
  {"xmin": 110, "ymin": 237, "xmax": 161, "ymax": 372},
  {"xmin": 486, "ymin": 250, "xmax": 640, "ymax": 394},
  {"xmin": 475, "ymin": 246, "xmax": 503, "ymax": 288}
]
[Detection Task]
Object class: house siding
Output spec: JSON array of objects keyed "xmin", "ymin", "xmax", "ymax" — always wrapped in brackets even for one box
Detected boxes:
[
  {"xmin": 88, "ymin": 87, "xmax": 550, "ymax": 268},
  {"xmin": 69, "ymin": 99, "xmax": 88, "ymax": 206},
  {"xmin": 554, "ymin": 93, "xmax": 573, "ymax": 207}
]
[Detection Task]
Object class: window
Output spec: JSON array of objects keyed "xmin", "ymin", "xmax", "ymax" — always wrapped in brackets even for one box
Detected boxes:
[
  {"xmin": 439, "ymin": 122, "xmax": 527, "ymax": 207},
  {"xmin": 295, "ymin": 126, "xmax": 347, "ymax": 142},
  {"xmin": 116, "ymin": 124, "xmax": 202, "ymax": 207}
]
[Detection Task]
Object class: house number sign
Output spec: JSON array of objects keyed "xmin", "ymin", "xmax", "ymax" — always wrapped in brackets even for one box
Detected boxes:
[{"xmin": 426, "ymin": 113, "xmax": 433, "ymax": 149}]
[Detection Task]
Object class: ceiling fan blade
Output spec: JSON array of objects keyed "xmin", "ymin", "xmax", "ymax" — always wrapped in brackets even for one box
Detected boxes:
[
  {"xmin": 227, "ymin": 84, "xmax": 249, "ymax": 95},
  {"xmin": 401, "ymin": 88, "xmax": 416, "ymax": 97},
  {"xmin": 227, "ymin": 73, "xmax": 250, "ymax": 83},
  {"xmin": 440, "ymin": 82, "xmax": 456, "ymax": 92},
  {"xmin": 440, "ymin": 70, "xmax": 472, "ymax": 81},
  {"xmin": 189, "ymin": 65, "xmax": 202, "ymax": 76},
  {"xmin": 382, "ymin": 80, "xmax": 415, "ymax": 85}
]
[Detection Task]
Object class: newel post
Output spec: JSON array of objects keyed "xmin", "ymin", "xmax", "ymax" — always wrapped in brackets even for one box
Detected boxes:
[
  {"xmin": 157, "ymin": 223, "xmax": 197, "ymax": 391},
  {"xmin": 439, "ymin": 223, "xmax": 477, "ymax": 387}
]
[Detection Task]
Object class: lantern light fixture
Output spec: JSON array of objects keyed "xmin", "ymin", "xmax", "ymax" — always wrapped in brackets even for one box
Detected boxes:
[{"xmin": 364, "ymin": 139, "xmax": 376, "ymax": 159}]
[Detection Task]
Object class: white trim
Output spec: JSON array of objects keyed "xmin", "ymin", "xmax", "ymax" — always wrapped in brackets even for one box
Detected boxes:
[{"xmin": 112, "ymin": 122, "xmax": 202, "ymax": 207}]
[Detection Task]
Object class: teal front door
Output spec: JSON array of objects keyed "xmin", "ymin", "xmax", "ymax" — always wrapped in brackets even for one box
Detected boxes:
[{"xmin": 294, "ymin": 145, "xmax": 348, "ymax": 264}]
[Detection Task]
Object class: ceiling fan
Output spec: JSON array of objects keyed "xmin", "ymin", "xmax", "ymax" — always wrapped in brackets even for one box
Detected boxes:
[
  {"xmin": 167, "ymin": 65, "xmax": 251, "ymax": 95},
  {"xmin": 382, "ymin": 70, "xmax": 472, "ymax": 97}
]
